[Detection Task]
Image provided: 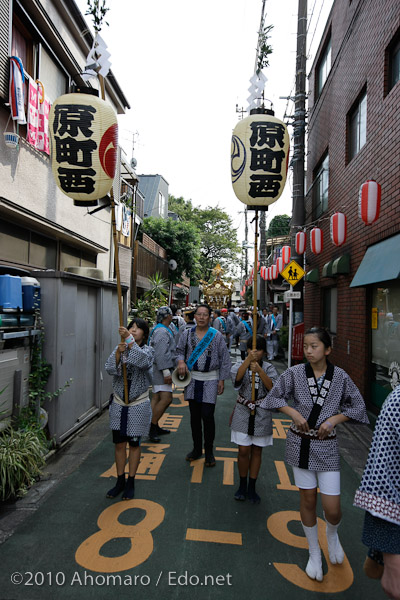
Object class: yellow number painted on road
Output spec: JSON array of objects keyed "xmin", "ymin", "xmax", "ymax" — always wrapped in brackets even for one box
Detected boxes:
[
  {"xmin": 75, "ymin": 499, "xmax": 165, "ymax": 573},
  {"xmin": 267, "ymin": 511, "xmax": 353, "ymax": 592}
]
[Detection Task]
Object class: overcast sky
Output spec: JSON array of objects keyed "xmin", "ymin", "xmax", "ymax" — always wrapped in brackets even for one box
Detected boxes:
[{"xmin": 75, "ymin": 0, "xmax": 333, "ymax": 243}]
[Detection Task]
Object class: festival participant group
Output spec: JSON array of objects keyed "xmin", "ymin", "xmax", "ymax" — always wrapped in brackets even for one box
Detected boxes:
[{"xmin": 104, "ymin": 302, "xmax": 400, "ymax": 598}]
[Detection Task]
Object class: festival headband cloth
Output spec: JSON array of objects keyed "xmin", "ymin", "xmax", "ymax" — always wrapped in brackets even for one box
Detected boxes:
[{"xmin": 156, "ymin": 306, "xmax": 172, "ymax": 323}]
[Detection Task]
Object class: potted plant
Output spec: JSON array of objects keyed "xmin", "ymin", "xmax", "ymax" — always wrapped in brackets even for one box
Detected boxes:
[{"xmin": 0, "ymin": 426, "xmax": 46, "ymax": 500}]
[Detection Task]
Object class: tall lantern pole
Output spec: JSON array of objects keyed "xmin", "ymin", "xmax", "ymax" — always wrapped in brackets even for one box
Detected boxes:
[
  {"xmin": 98, "ymin": 74, "xmax": 129, "ymax": 406},
  {"xmin": 231, "ymin": 5, "xmax": 290, "ymax": 404}
]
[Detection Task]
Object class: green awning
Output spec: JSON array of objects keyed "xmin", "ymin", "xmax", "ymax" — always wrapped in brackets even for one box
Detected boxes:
[
  {"xmin": 350, "ymin": 234, "xmax": 400, "ymax": 287},
  {"xmin": 306, "ymin": 268, "xmax": 319, "ymax": 283},
  {"xmin": 332, "ymin": 253, "xmax": 350, "ymax": 276},
  {"xmin": 322, "ymin": 261, "xmax": 333, "ymax": 278}
]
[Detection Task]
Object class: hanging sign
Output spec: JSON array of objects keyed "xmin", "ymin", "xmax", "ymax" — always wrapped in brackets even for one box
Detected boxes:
[
  {"xmin": 231, "ymin": 111, "xmax": 290, "ymax": 207},
  {"xmin": 280, "ymin": 260, "xmax": 305, "ymax": 287},
  {"xmin": 284, "ymin": 290, "xmax": 301, "ymax": 301}
]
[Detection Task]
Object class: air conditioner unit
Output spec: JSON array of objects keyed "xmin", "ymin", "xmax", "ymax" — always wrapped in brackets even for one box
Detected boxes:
[{"xmin": 64, "ymin": 267, "xmax": 104, "ymax": 280}]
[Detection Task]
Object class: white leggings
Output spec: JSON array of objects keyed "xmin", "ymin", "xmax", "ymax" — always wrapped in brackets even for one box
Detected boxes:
[{"xmin": 292, "ymin": 466, "xmax": 341, "ymax": 496}]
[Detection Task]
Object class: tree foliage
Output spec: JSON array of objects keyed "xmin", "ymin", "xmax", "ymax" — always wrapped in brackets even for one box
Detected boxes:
[
  {"xmin": 266, "ymin": 214, "xmax": 291, "ymax": 238},
  {"xmin": 141, "ymin": 217, "xmax": 200, "ymax": 284},
  {"xmin": 85, "ymin": 0, "xmax": 109, "ymax": 33},
  {"xmin": 257, "ymin": 24, "xmax": 274, "ymax": 73},
  {"xmin": 168, "ymin": 196, "xmax": 241, "ymax": 282},
  {"xmin": 144, "ymin": 272, "xmax": 169, "ymax": 301}
]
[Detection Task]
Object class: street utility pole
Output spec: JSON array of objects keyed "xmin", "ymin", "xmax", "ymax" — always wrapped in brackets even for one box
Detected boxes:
[{"xmin": 291, "ymin": 0, "xmax": 307, "ymax": 232}]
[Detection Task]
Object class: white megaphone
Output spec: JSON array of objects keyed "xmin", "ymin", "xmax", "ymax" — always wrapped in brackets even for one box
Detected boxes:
[{"xmin": 172, "ymin": 367, "xmax": 191, "ymax": 388}]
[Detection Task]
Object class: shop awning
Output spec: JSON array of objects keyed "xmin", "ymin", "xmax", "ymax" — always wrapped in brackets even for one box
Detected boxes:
[
  {"xmin": 305, "ymin": 269, "xmax": 319, "ymax": 283},
  {"xmin": 350, "ymin": 234, "xmax": 400, "ymax": 287},
  {"xmin": 322, "ymin": 254, "xmax": 351, "ymax": 278}
]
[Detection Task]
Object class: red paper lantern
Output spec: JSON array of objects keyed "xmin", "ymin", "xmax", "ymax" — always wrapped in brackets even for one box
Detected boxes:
[
  {"xmin": 310, "ymin": 227, "xmax": 323, "ymax": 254},
  {"xmin": 266, "ymin": 267, "xmax": 271, "ymax": 280},
  {"xmin": 330, "ymin": 212, "xmax": 347, "ymax": 247},
  {"xmin": 245, "ymin": 279, "xmax": 249, "ymax": 286},
  {"xmin": 359, "ymin": 180, "xmax": 381, "ymax": 225},
  {"xmin": 276, "ymin": 257, "xmax": 284, "ymax": 272},
  {"xmin": 282, "ymin": 245, "xmax": 291, "ymax": 264},
  {"xmin": 295, "ymin": 231, "xmax": 306, "ymax": 255},
  {"xmin": 271, "ymin": 264, "xmax": 278, "ymax": 279},
  {"xmin": 257, "ymin": 261, "xmax": 260, "ymax": 272},
  {"xmin": 260, "ymin": 266, "xmax": 266, "ymax": 279}
]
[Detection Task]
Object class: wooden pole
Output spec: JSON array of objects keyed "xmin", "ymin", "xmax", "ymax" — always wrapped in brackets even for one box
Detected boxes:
[
  {"xmin": 99, "ymin": 74, "xmax": 129, "ymax": 405},
  {"xmin": 251, "ymin": 210, "xmax": 259, "ymax": 409}
]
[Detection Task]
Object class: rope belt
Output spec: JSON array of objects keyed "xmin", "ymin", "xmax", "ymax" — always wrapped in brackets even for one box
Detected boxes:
[
  {"xmin": 290, "ymin": 424, "xmax": 336, "ymax": 440},
  {"xmin": 113, "ymin": 390, "xmax": 149, "ymax": 407},
  {"xmin": 191, "ymin": 369, "xmax": 220, "ymax": 381}
]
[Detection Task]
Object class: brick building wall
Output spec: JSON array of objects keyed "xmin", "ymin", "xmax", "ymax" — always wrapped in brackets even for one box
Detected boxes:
[{"xmin": 305, "ymin": 0, "xmax": 400, "ymax": 401}]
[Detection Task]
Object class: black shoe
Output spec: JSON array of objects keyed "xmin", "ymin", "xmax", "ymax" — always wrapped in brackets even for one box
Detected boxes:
[
  {"xmin": 234, "ymin": 487, "xmax": 247, "ymax": 501},
  {"xmin": 122, "ymin": 476, "xmax": 135, "ymax": 500},
  {"xmin": 148, "ymin": 424, "xmax": 161, "ymax": 442},
  {"xmin": 205, "ymin": 453, "xmax": 216, "ymax": 467},
  {"xmin": 247, "ymin": 489, "xmax": 261, "ymax": 504},
  {"xmin": 156, "ymin": 425, "xmax": 171, "ymax": 435},
  {"xmin": 106, "ymin": 474, "xmax": 126, "ymax": 498},
  {"xmin": 186, "ymin": 449, "xmax": 202, "ymax": 461}
]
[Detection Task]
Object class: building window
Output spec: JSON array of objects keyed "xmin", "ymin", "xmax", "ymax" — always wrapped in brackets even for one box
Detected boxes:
[
  {"xmin": 371, "ymin": 280, "xmax": 400, "ymax": 408},
  {"xmin": 322, "ymin": 286, "xmax": 337, "ymax": 334},
  {"xmin": 0, "ymin": 221, "xmax": 56, "ymax": 269},
  {"xmin": 313, "ymin": 152, "xmax": 329, "ymax": 218},
  {"xmin": 60, "ymin": 245, "xmax": 96, "ymax": 271},
  {"xmin": 158, "ymin": 192, "xmax": 165, "ymax": 217},
  {"xmin": 386, "ymin": 29, "xmax": 400, "ymax": 95},
  {"xmin": 38, "ymin": 45, "xmax": 68, "ymax": 103},
  {"xmin": 316, "ymin": 36, "xmax": 331, "ymax": 97},
  {"xmin": 348, "ymin": 89, "xmax": 367, "ymax": 160}
]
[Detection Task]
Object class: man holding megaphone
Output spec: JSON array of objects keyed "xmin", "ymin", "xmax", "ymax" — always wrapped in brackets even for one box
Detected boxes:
[{"xmin": 176, "ymin": 304, "xmax": 231, "ymax": 467}]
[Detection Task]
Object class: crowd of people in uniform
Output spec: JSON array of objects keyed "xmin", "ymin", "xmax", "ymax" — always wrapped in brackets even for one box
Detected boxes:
[{"xmin": 104, "ymin": 302, "xmax": 399, "ymax": 598}]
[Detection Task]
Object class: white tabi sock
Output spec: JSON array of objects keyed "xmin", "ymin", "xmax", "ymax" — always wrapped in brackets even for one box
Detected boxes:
[
  {"xmin": 324, "ymin": 517, "xmax": 344, "ymax": 565},
  {"xmin": 301, "ymin": 523, "xmax": 323, "ymax": 581}
]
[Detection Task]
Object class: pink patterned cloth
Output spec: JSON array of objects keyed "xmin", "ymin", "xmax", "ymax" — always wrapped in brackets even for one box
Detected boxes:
[{"xmin": 27, "ymin": 78, "xmax": 50, "ymax": 155}]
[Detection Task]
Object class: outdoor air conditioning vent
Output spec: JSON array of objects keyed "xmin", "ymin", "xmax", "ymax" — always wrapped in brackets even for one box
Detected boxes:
[{"xmin": 64, "ymin": 267, "xmax": 104, "ymax": 280}]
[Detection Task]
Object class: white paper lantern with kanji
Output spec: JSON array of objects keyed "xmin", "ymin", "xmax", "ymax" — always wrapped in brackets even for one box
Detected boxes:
[
  {"xmin": 231, "ymin": 111, "xmax": 290, "ymax": 207},
  {"xmin": 282, "ymin": 245, "xmax": 291, "ymax": 264},
  {"xmin": 49, "ymin": 89, "xmax": 118, "ymax": 207},
  {"xmin": 330, "ymin": 212, "xmax": 347, "ymax": 246},
  {"xmin": 276, "ymin": 257, "xmax": 284, "ymax": 273},
  {"xmin": 310, "ymin": 227, "xmax": 323, "ymax": 254},
  {"xmin": 295, "ymin": 231, "xmax": 307, "ymax": 254},
  {"xmin": 359, "ymin": 180, "xmax": 381, "ymax": 225}
]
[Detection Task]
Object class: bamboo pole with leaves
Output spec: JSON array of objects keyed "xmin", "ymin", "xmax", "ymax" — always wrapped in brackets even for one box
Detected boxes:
[{"xmin": 86, "ymin": 0, "xmax": 129, "ymax": 405}]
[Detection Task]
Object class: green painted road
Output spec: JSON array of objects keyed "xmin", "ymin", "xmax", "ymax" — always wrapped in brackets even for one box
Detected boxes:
[{"xmin": 0, "ymin": 362, "xmax": 385, "ymax": 600}]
